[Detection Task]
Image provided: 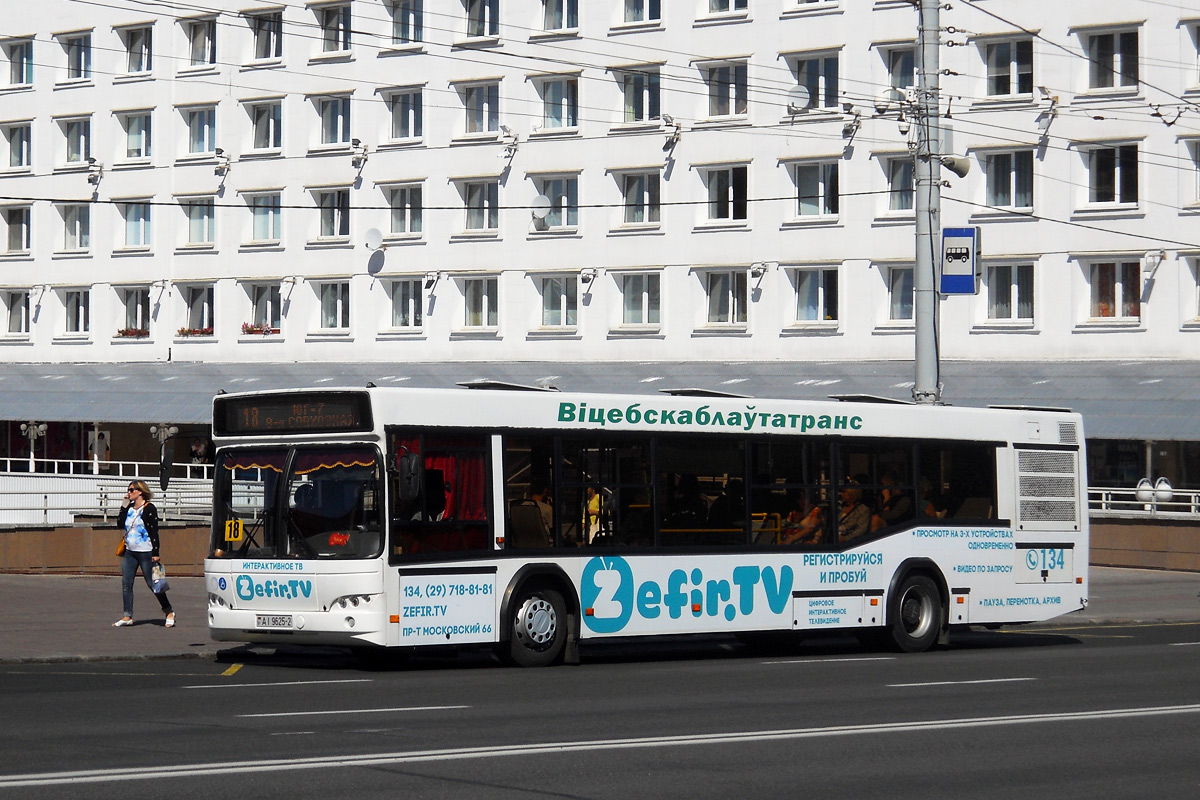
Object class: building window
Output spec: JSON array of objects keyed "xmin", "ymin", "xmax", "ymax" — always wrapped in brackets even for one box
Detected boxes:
[
  {"xmin": 985, "ymin": 150, "xmax": 1033, "ymax": 209},
  {"xmin": 709, "ymin": 0, "xmax": 747, "ymax": 12},
  {"xmin": 464, "ymin": 180, "xmax": 499, "ymax": 230},
  {"xmin": 887, "ymin": 47, "xmax": 914, "ymax": 91},
  {"xmin": 706, "ymin": 270, "xmax": 748, "ymax": 325},
  {"xmin": 463, "ymin": 83, "xmax": 499, "ymax": 134},
  {"xmin": 466, "ymin": 0, "xmax": 499, "ymax": 38},
  {"xmin": 121, "ymin": 287, "xmax": 151, "ymax": 331},
  {"xmin": 184, "ymin": 198, "xmax": 215, "ymax": 244},
  {"xmin": 705, "ymin": 63, "xmax": 748, "ymax": 117},
  {"xmin": 1089, "ymin": 261, "xmax": 1140, "ymax": 320},
  {"xmin": 464, "ymin": 276, "xmax": 499, "ymax": 327},
  {"xmin": 122, "ymin": 202, "xmax": 152, "ymax": 248},
  {"xmin": 122, "ymin": 26, "xmax": 153, "ymax": 74},
  {"xmin": 64, "ymin": 33, "xmax": 91, "ymax": 80},
  {"xmin": 319, "ymin": 96, "xmax": 351, "ymax": 145},
  {"xmin": 388, "ymin": 89, "xmax": 423, "ymax": 140},
  {"xmin": 316, "ymin": 189, "xmax": 350, "ymax": 238},
  {"xmin": 249, "ymin": 194, "xmax": 282, "ymax": 242},
  {"xmin": 622, "ymin": 172, "xmax": 660, "ymax": 225},
  {"xmin": 61, "ymin": 204, "xmax": 90, "ymax": 250},
  {"xmin": 794, "ymin": 267, "xmax": 838, "ymax": 322},
  {"xmin": 544, "ymin": 0, "xmax": 578, "ymax": 30},
  {"xmin": 249, "ymin": 101, "xmax": 282, "ymax": 150},
  {"xmin": 793, "ymin": 162, "xmax": 839, "ymax": 217},
  {"xmin": 251, "ymin": 284, "xmax": 282, "ymax": 330},
  {"xmin": 121, "ymin": 112, "xmax": 152, "ymax": 159},
  {"xmin": 705, "ymin": 166, "xmax": 748, "ymax": 222},
  {"xmin": 540, "ymin": 77, "xmax": 578, "ymax": 129},
  {"xmin": 792, "ymin": 54, "xmax": 839, "ymax": 110},
  {"xmin": 63, "ymin": 117, "xmax": 91, "ymax": 164},
  {"xmin": 186, "ymin": 107, "xmax": 216, "ymax": 154},
  {"xmin": 65, "ymin": 289, "xmax": 89, "ymax": 333},
  {"xmin": 319, "ymin": 5, "xmax": 352, "ymax": 52},
  {"xmin": 388, "ymin": 185, "xmax": 423, "ymax": 234},
  {"xmin": 5, "ymin": 291, "xmax": 30, "ymax": 334},
  {"xmin": 888, "ymin": 157, "xmax": 914, "ymax": 211},
  {"xmin": 535, "ymin": 176, "xmax": 578, "ymax": 229},
  {"xmin": 624, "ymin": 0, "xmax": 660, "ymax": 23},
  {"xmin": 540, "ymin": 275, "xmax": 578, "ymax": 327},
  {"xmin": 621, "ymin": 273, "xmax": 660, "ymax": 325},
  {"xmin": 888, "ymin": 267, "xmax": 914, "ymax": 321},
  {"xmin": 3, "ymin": 207, "xmax": 30, "ymax": 253},
  {"xmin": 4, "ymin": 124, "xmax": 31, "ymax": 168},
  {"xmin": 319, "ymin": 282, "xmax": 351, "ymax": 330},
  {"xmin": 389, "ymin": 279, "xmax": 423, "ymax": 328},
  {"xmin": 184, "ymin": 285, "xmax": 215, "ymax": 332},
  {"xmin": 986, "ymin": 39, "xmax": 1032, "ymax": 97},
  {"xmin": 1088, "ymin": 145, "xmax": 1138, "ymax": 205},
  {"xmin": 6, "ymin": 40, "xmax": 33, "ymax": 86},
  {"xmin": 390, "ymin": 1, "xmax": 424, "ymax": 44},
  {"xmin": 1088, "ymin": 31, "xmax": 1138, "ymax": 89},
  {"xmin": 987, "ymin": 264, "xmax": 1033, "ymax": 321},
  {"xmin": 186, "ymin": 19, "xmax": 217, "ymax": 67},
  {"xmin": 621, "ymin": 69, "xmax": 660, "ymax": 123},
  {"xmin": 248, "ymin": 11, "xmax": 283, "ymax": 60}
]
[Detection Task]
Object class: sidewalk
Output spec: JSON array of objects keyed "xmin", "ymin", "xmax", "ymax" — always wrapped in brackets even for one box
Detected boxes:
[{"xmin": 1, "ymin": 566, "xmax": 1198, "ymax": 663}]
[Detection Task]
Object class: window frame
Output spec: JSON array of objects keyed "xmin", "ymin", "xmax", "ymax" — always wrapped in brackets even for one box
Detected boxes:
[
  {"xmin": 184, "ymin": 18, "xmax": 217, "ymax": 68},
  {"xmin": 62, "ymin": 32, "xmax": 92, "ymax": 82},
  {"xmin": 984, "ymin": 38, "xmax": 1033, "ymax": 97},
  {"xmin": 4, "ymin": 123, "xmax": 31, "ymax": 169},
  {"xmin": 3, "ymin": 206, "xmax": 31, "ymax": 253},
  {"xmin": 792, "ymin": 266, "xmax": 839, "ymax": 324},
  {"xmin": 1085, "ymin": 143, "xmax": 1138, "ymax": 206},
  {"xmin": 389, "ymin": 0, "xmax": 424, "ymax": 45},
  {"xmin": 183, "ymin": 284, "xmax": 215, "ymax": 332},
  {"xmin": 462, "ymin": 82, "xmax": 500, "ymax": 135},
  {"xmin": 791, "ymin": 160, "xmax": 839, "ymax": 218},
  {"xmin": 248, "ymin": 192, "xmax": 283, "ymax": 243},
  {"xmin": 544, "ymin": 0, "xmax": 579, "ymax": 31},
  {"xmin": 247, "ymin": 10, "xmax": 283, "ymax": 62},
  {"xmin": 1087, "ymin": 261, "xmax": 1141, "ymax": 322},
  {"xmin": 620, "ymin": 171, "xmax": 661, "ymax": 226},
  {"xmin": 387, "ymin": 88, "xmax": 423, "ymax": 141},
  {"xmin": 315, "ymin": 188, "xmax": 351, "ymax": 239},
  {"xmin": 388, "ymin": 277, "xmax": 424, "ymax": 329},
  {"xmin": 984, "ymin": 149, "xmax": 1034, "ymax": 209},
  {"xmin": 248, "ymin": 100, "xmax": 282, "ymax": 151},
  {"xmin": 6, "ymin": 39, "xmax": 33, "ymax": 87},
  {"xmin": 60, "ymin": 204, "xmax": 90, "ymax": 251},
  {"xmin": 703, "ymin": 164, "xmax": 749, "ymax": 223},
  {"xmin": 619, "ymin": 68, "xmax": 661, "ymax": 124},
  {"xmin": 121, "ymin": 26, "xmax": 153, "ymax": 75},
  {"xmin": 64, "ymin": 289, "xmax": 90, "ymax": 334},
  {"xmin": 318, "ymin": 95, "xmax": 352, "ymax": 146},
  {"xmin": 790, "ymin": 52, "xmax": 840, "ymax": 111},
  {"xmin": 887, "ymin": 266, "xmax": 915, "ymax": 322},
  {"xmin": 62, "ymin": 116, "xmax": 91, "ymax": 165},
  {"xmin": 120, "ymin": 200, "xmax": 152, "ymax": 249},
  {"xmin": 703, "ymin": 268, "xmax": 749, "ymax": 326},
  {"xmin": 387, "ymin": 184, "xmax": 423, "ymax": 236},
  {"xmin": 619, "ymin": 271, "xmax": 661, "ymax": 327},
  {"xmin": 886, "ymin": 156, "xmax": 914, "ymax": 212},
  {"xmin": 184, "ymin": 106, "xmax": 217, "ymax": 155},
  {"xmin": 317, "ymin": 4, "xmax": 352, "ymax": 53},
  {"xmin": 466, "ymin": 0, "xmax": 500, "ymax": 38},
  {"xmin": 120, "ymin": 111, "xmax": 153, "ymax": 160},
  {"xmin": 1087, "ymin": 30, "xmax": 1138, "ymax": 90},
  {"xmin": 318, "ymin": 280, "xmax": 352, "ymax": 331},
  {"xmin": 985, "ymin": 263, "xmax": 1035, "ymax": 323},
  {"xmin": 623, "ymin": 0, "xmax": 661, "ymax": 24},
  {"xmin": 463, "ymin": 179, "xmax": 500, "ymax": 231},
  {"xmin": 539, "ymin": 76, "xmax": 579, "ymax": 130},
  {"xmin": 182, "ymin": 197, "xmax": 216, "ymax": 246},
  {"xmin": 704, "ymin": 61, "xmax": 748, "ymax": 119},
  {"xmin": 533, "ymin": 175, "xmax": 579, "ymax": 230},
  {"xmin": 463, "ymin": 275, "xmax": 500, "ymax": 328},
  {"xmin": 5, "ymin": 290, "xmax": 30, "ymax": 335}
]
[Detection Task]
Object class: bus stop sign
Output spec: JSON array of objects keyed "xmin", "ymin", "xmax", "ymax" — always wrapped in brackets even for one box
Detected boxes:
[{"xmin": 940, "ymin": 226, "xmax": 980, "ymax": 295}]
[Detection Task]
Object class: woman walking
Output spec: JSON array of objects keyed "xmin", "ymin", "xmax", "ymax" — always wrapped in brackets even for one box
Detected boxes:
[{"xmin": 113, "ymin": 480, "xmax": 175, "ymax": 628}]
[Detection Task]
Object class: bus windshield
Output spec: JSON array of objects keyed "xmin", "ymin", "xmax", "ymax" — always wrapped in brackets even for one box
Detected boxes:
[{"xmin": 212, "ymin": 445, "xmax": 383, "ymax": 560}]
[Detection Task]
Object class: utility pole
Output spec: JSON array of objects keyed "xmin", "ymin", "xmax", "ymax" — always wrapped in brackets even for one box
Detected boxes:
[{"xmin": 912, "ymin": 0, "xmax": 942, "ymax": 404}]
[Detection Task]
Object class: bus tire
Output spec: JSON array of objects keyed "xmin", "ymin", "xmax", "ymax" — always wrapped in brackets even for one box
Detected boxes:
[
  {"xmin": 888, "ymin": 574, "xmax": 942, "ymax": 653},
  {"xmin": 507, "ymin": 587, "xmax": 567, "ymax": 667}
]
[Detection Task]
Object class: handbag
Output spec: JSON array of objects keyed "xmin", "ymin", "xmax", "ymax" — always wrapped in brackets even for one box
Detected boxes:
[
  {"xmin": 151, "ymin": 562, "xmax": 170, "ymax": 594},
  {"xmin": 115, "ymin": 539, "xmax": 126, "ymax": 557}
]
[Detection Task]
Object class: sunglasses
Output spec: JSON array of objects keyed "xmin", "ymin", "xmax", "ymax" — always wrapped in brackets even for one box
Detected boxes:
[{"xmin": 127, "ymin": 488, "xmax": 139, "ymax": 494}]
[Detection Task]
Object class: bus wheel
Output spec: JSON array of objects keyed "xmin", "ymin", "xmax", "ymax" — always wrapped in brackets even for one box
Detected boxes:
[
  {"xmin": 888, "ymin": 574, "xmax": 942, "ymax": 653},
  {"xmin": 507, "ymin": 588, "xmax": 566, "ymax": 667}
]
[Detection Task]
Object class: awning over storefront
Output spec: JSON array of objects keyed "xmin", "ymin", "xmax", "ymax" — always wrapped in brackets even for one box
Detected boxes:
[{"xmin": 0, "ymin": 360, "xmax": 1196, "ymax": 441}]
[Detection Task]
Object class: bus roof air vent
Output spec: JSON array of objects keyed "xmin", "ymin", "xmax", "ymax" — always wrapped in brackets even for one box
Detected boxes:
[
  {"xmin": 659, "ymin": 387, "xmax": 751, "ymax": 398},
  {"xmin": 456, "ymin": 379, "xmax": 560, "ymax": 392}
]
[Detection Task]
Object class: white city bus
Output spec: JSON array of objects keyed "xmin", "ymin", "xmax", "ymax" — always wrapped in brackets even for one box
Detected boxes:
[{"xmin": 204, "ymin": 385, "xmax": 1088, "ymax": 666}]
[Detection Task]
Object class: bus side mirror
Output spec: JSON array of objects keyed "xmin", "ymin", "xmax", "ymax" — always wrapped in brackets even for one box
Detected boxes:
[{"xmin": 397, "ymin": 453, "xmax": 421, "ymax": 502}]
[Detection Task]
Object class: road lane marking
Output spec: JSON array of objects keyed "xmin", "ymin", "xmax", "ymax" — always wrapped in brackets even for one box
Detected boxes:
[
  {"xmin": 221, "ymin": 664, "xmax": 243, "ymax": 677},
  {"xmin": 239, "ymin": 705, "xmax": 468, "ymax": 718},
  {"xmin": 1168, "ymin": 642, "xmax": 1200, "ymax": 647},
  {"xmin": 761, "ymin": 657, "xmax": 896, "ymax": 665},
  {"xmin": 5, "ymin": 702, "xmax": 1200, "ymax": 788},
  {"xmin": 888, "ymin": 678, "xmax": 1036, "ymax": 688},
  {"xmin": 182, "ymin": 679, "xmax": 372, "ymax": 690}
]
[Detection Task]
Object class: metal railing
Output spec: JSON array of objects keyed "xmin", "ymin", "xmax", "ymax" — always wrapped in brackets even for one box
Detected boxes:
[
  {"xmin": 0, "ymin": 462, "xmax": 213, "ymax": 526},
  {"xmin": 1088, "ymin": 486, "xmax": 1200, "ymax": 519}
]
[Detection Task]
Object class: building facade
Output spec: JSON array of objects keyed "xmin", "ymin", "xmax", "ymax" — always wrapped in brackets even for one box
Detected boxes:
[{"xmin": 0, "ymin": 1, "xmax": 1198, "ymax": 486}]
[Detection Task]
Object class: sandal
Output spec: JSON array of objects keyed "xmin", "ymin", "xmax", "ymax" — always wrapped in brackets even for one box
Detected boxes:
[
  {"xmin": 165, "ymin": 613, "xmax": 176, "ymax": 628},
  {"xmin": 113, "ymin": 618, "xmax": 133, "ymax": 627}
]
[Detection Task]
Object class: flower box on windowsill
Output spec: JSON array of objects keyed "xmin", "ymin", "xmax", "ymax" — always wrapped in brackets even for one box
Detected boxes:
[
  {"xmin": 241, "ymin": 323, "xmax": 280, "ymax": 336},
  {"xmin": 176, "ymin": 327, "xmax": 213, "ymax": 338},
  {"xmin": 115, "ymin": 328, "xmax": 149, "ymax": 339}
]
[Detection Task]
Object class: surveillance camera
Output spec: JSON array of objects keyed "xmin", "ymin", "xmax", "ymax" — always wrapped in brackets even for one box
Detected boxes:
[
  {"xmin": 215, "ymin": 147, "xmax": 224, "ymax": 156},
  {"xmin": 661, "ymin": 113, "xmax": 675, "ymax": 126},
  {"xmin": 898, "ymin": 118, "xmax": 911, "ymax": 135}
]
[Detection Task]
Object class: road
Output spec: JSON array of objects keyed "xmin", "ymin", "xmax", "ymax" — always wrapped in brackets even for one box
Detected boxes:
[{"xmin": 1, "ymin": 624, "xmax": 1199, "ymax": 799}]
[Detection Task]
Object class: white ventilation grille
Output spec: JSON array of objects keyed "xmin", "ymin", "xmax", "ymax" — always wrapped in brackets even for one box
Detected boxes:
[
  {"xmin": 1017, "ymin": 450, "xmax": 1078, "ymax": 529},
  {"xmin": 1057, "ymin": 422, "xmax": 1079, "ymax": 445}
]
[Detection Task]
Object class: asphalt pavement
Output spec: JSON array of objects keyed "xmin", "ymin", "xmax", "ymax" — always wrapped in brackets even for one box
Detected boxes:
[{"xmin": 0, "ymin": 566, "xmax": 1198, "ymax": 664}]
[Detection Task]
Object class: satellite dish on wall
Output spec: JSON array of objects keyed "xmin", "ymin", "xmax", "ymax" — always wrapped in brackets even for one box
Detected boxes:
[
  {"xmin": 531, "ymin": 195, "xmax": 552, "ymax": 220},
  {"xmin": 364, "ymin": 228, "xmax": 384, "ymax": 251},
  {"xmin": 785, "ymin": 86, "xmax": 811, "ymax": 115}
]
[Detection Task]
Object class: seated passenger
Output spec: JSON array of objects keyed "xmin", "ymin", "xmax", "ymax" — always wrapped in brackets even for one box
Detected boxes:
[
  {"xmin": 877, "ymin": 471, "xmax": 913, "ymax": 526},
  {"xmin": 837, "ymin": 485, "xmax": 871, "ymax": 542},
  {"xmin": 780, "ymin": 501, "xmax": 825, "ymax": 546}
]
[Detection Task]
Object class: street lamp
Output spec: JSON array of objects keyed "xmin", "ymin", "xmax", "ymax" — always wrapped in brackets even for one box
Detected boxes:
[{"xmin": 19, "ymin": 421, "xmax": 47, "ymax": 471}]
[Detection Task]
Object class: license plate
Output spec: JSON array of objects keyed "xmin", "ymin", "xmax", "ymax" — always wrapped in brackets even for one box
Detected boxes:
[{"xmin": 256, "ymin": 614, "xmax": 292, "ymax": 629}]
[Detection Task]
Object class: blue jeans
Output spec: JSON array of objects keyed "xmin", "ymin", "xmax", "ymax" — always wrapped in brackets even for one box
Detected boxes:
[{"xmin": 120, "ymin": 550, "xmax": 172, "ymax": 618}]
